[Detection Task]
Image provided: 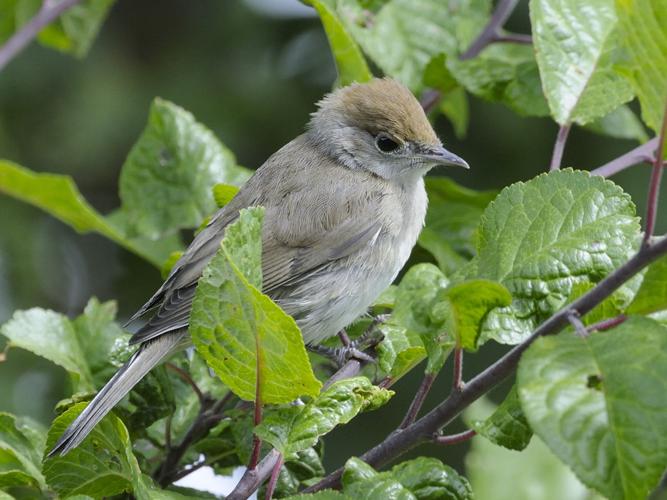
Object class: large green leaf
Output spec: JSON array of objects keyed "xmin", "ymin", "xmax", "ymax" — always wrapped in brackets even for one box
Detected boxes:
[
  {"xmin": 342, "ymin": 457, "xmax": 473, "ymax": 499},
  {"xmin": 0, "ymin": 298, "xmax": 130, "ymax": 393},
  {"xmin": 614, "ymin": 0, "xmax": 667, "ymax": 134},
  {"xmin": 118, "ymin": 98, "xmax": 251, "ymax": 239},
  {"xmin": 337, "ymin": 0, "xmax": 490, "ymax": 91},
  {"xmin": 447, "ymin": 44, "xmax": 550, "ymax": 117},
  {"xmin": 0, "ymin": 308, "xmax": 94, "ymax": 391},
  {"xmin": 518, "ymin": 317, "xmax": 667, "ymax": 499},
  {"xmin": 43, "ymin": 404, "xmax": 137, "ymax": 497},
  {"xmin": 255, "ymin": 377, "xmax": 393, "ymax": 458},
  {"xmin": 432, "ymin": 279, "xmax": 512, "ymax": 351},
  {"xmin": 377, "ymin": 264, "xmax": 451, "ymax": 376},
  {"xmin": 0, "ymin": 413, "xmax": 47, "ymax": 491},
  {"xmin": 472, "ymin": 170, "xmax": 640, "ymax": 344},
  {"xmin": 307, "ymin": 0, "xmax": 372, "ymax": 86},
  {"xmin": 584, "ymin": 104, "xmax": 648, "ymax": 142},
  {"xmin": 190, "ymin": 207, "xmax": 321, "ymax": 404},
  {"xmin": 530, "ymin": 0, "xmax": 634, "ymax": 125},
  {"xmin": 419, "ymin": 177, "xmax": 496, "ymax": 275},
  {"xmin": 468, "ymin": 386, "xmax": 532, "ymax": 451},
  {"xmin": 0, "ymin": 160, "xmax": 178, "ymax": 267},
  {"xmin": 627, "ymin": 254, "xmax": 667, "ymax": 314}
]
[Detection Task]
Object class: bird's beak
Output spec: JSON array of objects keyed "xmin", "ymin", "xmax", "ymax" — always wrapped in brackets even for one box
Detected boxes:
[{"xmin": 420, "ymin": 145, "xmax": 469, "ymax": 169}]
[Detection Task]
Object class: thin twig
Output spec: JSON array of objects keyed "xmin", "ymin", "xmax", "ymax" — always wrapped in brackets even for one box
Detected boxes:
[
  {"xmin": 399, "ymin": 373, "xmax": 436, "ymax": 429},
  {"xmin": 265, "ymin": 453, "xmax": 284, "ymax": 500},
  {"xmin": 591, "ymin": 137, "xmax": 658, "ymax": 178},
  {"xmin": 460, "ymin": 0, "xmax": 524, "ymax": 60},
  {"xmin": 305, "ymin": 234, "xmax": 667, "ymax": 492},
  {"xmin": 0, "ymin": 0, "xmax": 82, "ymax": 72},
  {"xmin": 642, "ymin": 100, "xmax": 667, "ymax": 247},
  {"xmin": 165, "ymin": 362, "xmax": 205, "ymax": 403},
  {"xmin": 420, "ymin": 89, "xmax": 442, "ymax": 114},
  {"xmin": 452, "ymin": 347, "xmax": 464, "ymax": 391},
  {"xmin": 586, "ymin": 314, "xmax": 627, "ymax": 332},
  {"xmin": 495, "ymin": 33, "xmax": 532, "ymax": 44},
  {"xmin": 226, "ymin": 357, "xmax": 367, "ymax": 499},
  {"xmin": 433, "ymin": 429, "xmax": 476, "ymax": 446},
  {"xmin": 567, "ymin": 310, "xmax": 588, "ymax": 338},
  {"xmin": 550, "ymin": 124, "xmax": 571, "ymax": 171}
]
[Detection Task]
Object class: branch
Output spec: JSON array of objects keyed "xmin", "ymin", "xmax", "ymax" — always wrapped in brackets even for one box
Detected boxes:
[
  {"xmin": 452, "ymin": 347, "xmax": 464, "ymax": 391},
  {"xmin": 433, "ymin": 429, "xmax": 476, "ymax": 446},
  {"xmin": 642, "ymin": 100, "xmax": 667, "ymax": 247},
  {"xmin": 399, "ymin": 373, "xmax": 436, "ymax": 429},
  {"xmin": 549, "ymin": 124, "xmax": 571, "ymax": 171},
  {"xmin": 460, "ymin": 0, "xmax": 529, "ymax": 60},
  {"xmin": 306, "ymin": 233, "xmax": 667, "ymax": 492},
  {"xmin": 590, "ymin": 137, "xmax": 658, "ymax": 178},
  {"xmin": 226, "ymin": 357, "xmax": 367, "ymax": 499},
  {"xmin": 0, "ymin": 0, "xmax": 82, "ymax": 72}
]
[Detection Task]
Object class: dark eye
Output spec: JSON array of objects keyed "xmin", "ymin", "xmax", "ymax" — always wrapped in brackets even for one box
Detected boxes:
[{"xmin": 375, "ymin": 134, "xmax": 400, "ymax": 153}]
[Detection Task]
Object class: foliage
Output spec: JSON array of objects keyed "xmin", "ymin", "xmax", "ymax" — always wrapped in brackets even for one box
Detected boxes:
[{"xmin": 1, "ymin": 0, "xmax": 666, "ymax": 499}]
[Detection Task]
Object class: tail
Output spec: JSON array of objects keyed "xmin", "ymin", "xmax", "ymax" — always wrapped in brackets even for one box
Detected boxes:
[{"xmin": 48, "ymin": 330, "xmax": 188, "ymax": 457}]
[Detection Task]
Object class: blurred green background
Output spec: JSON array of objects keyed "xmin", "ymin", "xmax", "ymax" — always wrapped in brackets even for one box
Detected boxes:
[{"xmin": 0, "ymin": 0, "xmax": 656, "ymax": 479}]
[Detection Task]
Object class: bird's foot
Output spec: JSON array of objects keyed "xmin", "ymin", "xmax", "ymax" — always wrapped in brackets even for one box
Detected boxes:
[{"xmin": 308, "ymin": 321, "xmax": 386, "ymax": 368}]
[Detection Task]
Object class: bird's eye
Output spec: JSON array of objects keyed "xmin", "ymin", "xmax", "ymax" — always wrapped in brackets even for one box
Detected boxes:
[{"xmin": 375, "ymin": 134, "xmax": 400, "ymax": 153}]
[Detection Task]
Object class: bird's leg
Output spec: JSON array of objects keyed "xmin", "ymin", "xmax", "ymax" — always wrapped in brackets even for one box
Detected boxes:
[{"xmin": 308, "ymin": 317, "xmax": 387, "ymax": 368}]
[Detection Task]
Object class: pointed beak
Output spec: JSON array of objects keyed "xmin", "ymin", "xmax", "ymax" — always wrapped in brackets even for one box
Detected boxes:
[{"xmin": 420, "ymin": 145, "xmax": 469, "ymax": 169}]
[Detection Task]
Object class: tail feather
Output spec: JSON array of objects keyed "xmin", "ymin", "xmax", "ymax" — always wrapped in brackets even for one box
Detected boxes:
[{"xmin": 48, "ymin": 330, "xmax": 188, "ymax": 457}]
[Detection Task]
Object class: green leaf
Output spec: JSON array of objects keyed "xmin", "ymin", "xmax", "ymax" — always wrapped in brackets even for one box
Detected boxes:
[
  {"xmin": 614, "ymin": 0, "xmax": 667, "ymax": 133},
  {"xmin": 255, "ymin": 377, "xmax": 393, "ymax": 457},
  {"xmin": 432, "ymin": 279, "xmax": 512, "ymax": 351},
  {"xmin": 584, "ymin": 104, "xmax": 648, "ymax": 142},
  {"xmin": 0, "ymin": 160, "xmax": 178, "ymax": 267},
  {"xmin": 286, "ymin": 492, "xmax": 351, "ymax": 500},
  {"xmin": 517, "ymin": 317, "xmax": 667, "ymax": 499},
  {"xmin": 0, "ymin": 308, "xmax": 94, "ymax": 391},
  {"xmin": 118, "ymin": 98, "xmax": 251, "ymax": 239},
  {"xmin": 530, "ymin": 0, "xmax": 634, "ymax": 125},
  {"xmin": 378, "ymin": 264, "xmax": 451, "ymax": 375},
  {"xmin": 419, "ymin": 177, "xmax": 496, "ymax": 275},
  {"xmin": 342, "ymin": 456, "xmax": 473, "ymax": 500},
  {"xmin": 308, "ymin": 0, "xmax": 373, "ymax": 86},
  {"xmin": 391, "ymin": 457, "xmax": 473, "ymax": 500},
  {"xmin": 0, "ymin": 413, "xmax": 47, "ymax": 490},
  {"xmin": 35, "ymin": 0, "xmax": 114, "ymax": 57},
  {"xmin": 43, "ymin": 403, "xmax": 138, "ymax": 497},
  {"xmin": 212, "ymin": 183, "xmax": 240, "ymax": 208},
  {"xmin": 469, "ymin": 386, "xmax": 532, "ymax": 450},
  {"xmin": 627, "ymin": 254, "xmax": 667, "ymax": 314},
  {"xmin": 190, "ymin": 207, "xmax": 321, "ymax": 403},
  {"xmin": 466, "ymin": 431, "xmax": 597, "ymax": 500},
  {"xmin": 439, "ymin": 87, "xmax": 470, "ymax": 139},
  {"xmin": 472, "ymin": 170, "xmax": 640, "ymax": 344},
  {"xmin": 447, "ymin": 45, "xmax": 550, "ymax": 117},
  {"xmin": 337, "ymin": 0, "xmax": 490, "ymax": 92}
]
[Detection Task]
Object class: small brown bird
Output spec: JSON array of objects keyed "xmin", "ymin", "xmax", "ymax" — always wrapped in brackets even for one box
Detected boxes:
[{"xmin": 49, "ymin": 78, "xmax": 468, "ymax": 455}]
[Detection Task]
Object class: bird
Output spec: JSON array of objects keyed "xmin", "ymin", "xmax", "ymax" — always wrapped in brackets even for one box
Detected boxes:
[{"xmin": 48, "ymin": 77, "xmax": 468, "ymax": 456}]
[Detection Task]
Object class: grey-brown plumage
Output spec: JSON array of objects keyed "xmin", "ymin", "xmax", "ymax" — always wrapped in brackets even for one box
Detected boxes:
[{"xmin": 48, "ymin": 78, "xmax": 468, "ymax": 456}]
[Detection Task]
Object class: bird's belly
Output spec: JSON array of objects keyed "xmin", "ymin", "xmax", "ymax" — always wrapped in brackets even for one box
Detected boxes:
[{"xmin": 276, "ymin": 237, "xmax": 408, "ymax": 345}]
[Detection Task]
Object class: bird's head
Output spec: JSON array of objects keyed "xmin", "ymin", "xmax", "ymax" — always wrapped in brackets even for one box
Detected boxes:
[{"xmin": 307, "ymin": 78, "xmax": 468, "ymax": 180}]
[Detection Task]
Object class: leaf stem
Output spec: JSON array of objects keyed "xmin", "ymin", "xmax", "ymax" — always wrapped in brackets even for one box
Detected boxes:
[
  {"xmin": 0, "ymin": 0, "xmax": 82, "ymax": 73},
  {"xmin": 420, "ymin": 89, "xmax": 442, "ymax": 114},
  {"xmin": 460, "ymin": 0, "xmax": 526, "ymax": 60},
  {"xmin": 642, "ymin": 101, "xmax": 667, "ymax": 247},
  {"xmin": 399, "ymin": 373, "xmax": 436, "ymax": 429},
  {"xmin": 549, "ymin": 124, "xmax": 571, "ymax": 171},
  {"xmin": 586, "ymin": 314, "xmax": 627, "ymax": 332},
  {"xmin": 453, "ymin": 347, "xmax": 464, "ymax": 391},
  {"xmin": 265, "ymin": 453, "xmax": 284, "ymax": 500},
  {"xmin": 590, "ymin": 137, "xmax": 658, "ymax": 178},
  {"xmin": 305, "ymin": 234, "xmax": 667, "ymax": 492},
  {"xmin": 433, "ymin": 429, "xmax": 476, "ymax": 446}
]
